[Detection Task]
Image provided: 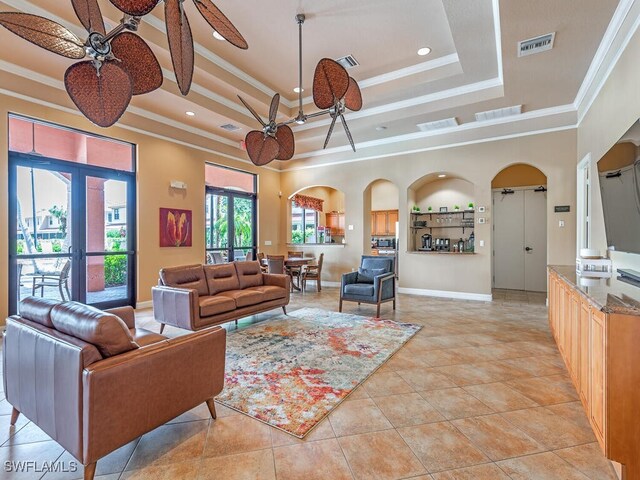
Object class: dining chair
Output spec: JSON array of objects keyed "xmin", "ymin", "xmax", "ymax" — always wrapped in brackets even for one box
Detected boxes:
[
  {"xmin": 286, "ymin": 251, "xmax": 304, "ymax": 289},
  {"xmin": 32, "ymin": 259, "xmax": 72, "ymax": 301},
  {"xmin": 267, "ymin": 255, "xmax": 285, "ymax": 274},
  {"xmin": 257, "ymin": 252, "xmax": 268, "ymax": 273},
  {"xmin": 302, "ymin": 253, "xmax": 324, "ymax": 292}
]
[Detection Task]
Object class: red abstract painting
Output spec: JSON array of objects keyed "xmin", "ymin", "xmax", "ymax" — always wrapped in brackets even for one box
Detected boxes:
[{"xmin": 159, "ymin": 208, "xmax": 192, "ymax": 247}]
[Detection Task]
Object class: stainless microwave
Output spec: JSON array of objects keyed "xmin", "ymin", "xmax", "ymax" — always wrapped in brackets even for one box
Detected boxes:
[{"xmin": 378, "ymin": 239, "xmax": 395, "ymax": 248}]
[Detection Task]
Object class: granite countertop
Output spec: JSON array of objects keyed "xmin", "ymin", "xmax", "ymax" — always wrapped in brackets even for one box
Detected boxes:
[{"xmin": 549, "ymin": 265, "xmax": 640, "ymax": 315}]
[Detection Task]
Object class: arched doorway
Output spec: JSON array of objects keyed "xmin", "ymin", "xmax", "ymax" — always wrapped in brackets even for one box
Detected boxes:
[{"xmin": 492, "ymin": 164, "xmax": 548, "ymax": 292}]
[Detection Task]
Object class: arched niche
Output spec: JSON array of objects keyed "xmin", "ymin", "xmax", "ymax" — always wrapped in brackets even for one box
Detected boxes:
[
  {"xmin": 288, "ymin": 185, "xmax": 346, "ymax": 244},
  {"xmin": 492, "ymin": 163, "xmax": 547, "ymax": 189},
  {"xmin": 363, "ymin": 179, "xmax": 400, "ymax": 252}
]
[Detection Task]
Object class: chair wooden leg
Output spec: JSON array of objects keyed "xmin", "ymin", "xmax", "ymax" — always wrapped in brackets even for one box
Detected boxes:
[
  {"xmin": 282, "ymin": 306, "xmax": 287, "ymax": 315},
  {"xmin": 339, "ymin": 299, "xmax": 343, "ymax": 312},
  {"xmin": 205, "ymin": 398, "xmax": 217, "ymax": 419},
  {"xmin": 159, "ymin": 323, "xmax": 166, "ymax": 334},
  {"xmin": 318, "ymin": 279, "xmax": 322, "ymax": 292},
  {"xmin": 10, "ymin": 408, "xmax": 20, "ymax": 426},
  {"xmin": 393, "ymin": 299, "xmax": 396, "ymax": 310},
  {"xmin": 376, "ymin": 304, "xmax": 381, "ymax": 318},
  {"xmin": 84, "ymin": 462, "xmax": 97, "ymax": 480}
]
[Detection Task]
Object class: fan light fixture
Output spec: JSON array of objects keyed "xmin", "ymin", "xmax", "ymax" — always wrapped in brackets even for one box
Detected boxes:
[
  {"xmin": 238, "ymin": 14, "xmax": 363, "ymax": 167},
  {"xmin": 213, "ymin": 30, "xmax": 225, "ymax": 41},
  {"xmin": 0, "ymin": 0, "xmax": 248, "ymax": 127}
]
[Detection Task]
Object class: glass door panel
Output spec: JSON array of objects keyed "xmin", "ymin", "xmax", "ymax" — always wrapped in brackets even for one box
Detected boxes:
[
  {"xmin": 232, "ymin": 196, "xmax": 255, "ymax": 261},
  {"xmin": 84, "ymin": 176, "xmax": 135, "ymax": 308},
  {"xmin": 13, "ymin": 165, "xmax": 74, "ymax": 310},
  {"xmin": 206, "ymin": 193, "xmax": 229, "ymax": 262}
]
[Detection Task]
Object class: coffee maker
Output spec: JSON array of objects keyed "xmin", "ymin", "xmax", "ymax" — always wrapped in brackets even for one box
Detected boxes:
[{"xmin": 421, "ymin": 233, "xmax": 432, "ymax": 250}]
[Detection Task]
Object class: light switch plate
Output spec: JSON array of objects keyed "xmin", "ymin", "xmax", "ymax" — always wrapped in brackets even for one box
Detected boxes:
[
  {"xmin": 348, "ymin": 225, "xmax": 354, "ymax": 231},
  {"xmin": 559, "ymin": 220, "xmax": 565, "ymax": 227},
  {"xmin": 478, "ymin": 218, "xmax": 486, "ymax": 224},
  {"xmin": 479, "ymin": 240, "xmax": 485, "ymax": 247},
  {"xmin": 264, "ymin": 240, "xmax": 272, "ymax": 246}
]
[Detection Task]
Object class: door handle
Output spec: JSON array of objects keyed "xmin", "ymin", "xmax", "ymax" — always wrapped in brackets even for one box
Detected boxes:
[{"xmin": 525, "ymin": 247, "xmax": 533, "ymax": 252}]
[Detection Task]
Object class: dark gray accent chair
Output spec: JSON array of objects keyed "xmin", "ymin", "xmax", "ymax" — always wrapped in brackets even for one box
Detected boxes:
[{"xmin": 339, "ymin": 256, "xmax": 396, "ymax": 317}]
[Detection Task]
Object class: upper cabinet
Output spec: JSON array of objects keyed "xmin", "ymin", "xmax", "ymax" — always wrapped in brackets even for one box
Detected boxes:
[
  {"xmin": 325, "ymin": 212, "xmax": 345, "ymax": 235},
  {"xmin": 371, "ymin": 210, "xmax": 398, "ymax": 236}
]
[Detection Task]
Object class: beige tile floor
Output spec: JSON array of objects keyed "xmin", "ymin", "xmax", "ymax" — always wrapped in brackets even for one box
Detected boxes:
[{"xmin": 0, "ymin": 288, "xmax": 619, "ymax": 480}]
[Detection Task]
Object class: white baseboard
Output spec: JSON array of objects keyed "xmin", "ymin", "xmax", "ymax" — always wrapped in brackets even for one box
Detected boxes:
[
  {"xmin": 136, "ymin": 300, "xmax": 153, "ymax": 310},
  {"xmin": 397, "ymin": 287, "xmax": 493, "ymax": 302}
]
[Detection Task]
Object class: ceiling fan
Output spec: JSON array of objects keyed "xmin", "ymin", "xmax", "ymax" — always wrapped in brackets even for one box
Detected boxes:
[
  {"xmin": 238, "ymin": 14, "xmax": 363, "ymax": 167},
  {"xmin": 0, "ymin": 0, "xmax": 247, "ymax": 127}
]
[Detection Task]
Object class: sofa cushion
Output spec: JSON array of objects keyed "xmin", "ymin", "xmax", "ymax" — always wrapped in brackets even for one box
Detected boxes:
[
  {"xmin": 235, "ymin": 261, "xmax": 264, "ymax": 289},
  {"xmin": 50, "ymin": 302, "xmax": 139, "ymax": 357},
  {"xmin": 199, "ymin": 296, "xmax": 237, "ymax": 317},
  {"xmin": 18, "ymin": 297, "xmax": 60, "ymax": 328},
  {"xmin": 130, "ymin": 328, "xmax": 167, "ymax": 347},
  {"xmin": 204, "ymin": 264, "xmax": 240, "ymax": 295},
  {"xmin": 160, "ymin": 264, "xmax": 209, "ymax": 297},
  {"xmin": 344, "ymin": 284, "xmax": 375, "ymax": 297},
  {"xmin": 246, "ymin": 285, "xmax": 287, "ymax": 302},
  {"xmin": 218, "ymin": 289, "xmax": 265, "ymax": 308},
  {"xmin": 357, "ymin": 267, "xmax": 385, "ymax": 284}
]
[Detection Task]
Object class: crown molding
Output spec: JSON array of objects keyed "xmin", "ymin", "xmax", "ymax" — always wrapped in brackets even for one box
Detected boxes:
[
  {"xmin": 574, "ymin": 0, "xmax": 639, "ymax": 124},
  {"xmin": 289, "ymin": 103, "xmax": 575, "ymax": 162},
  {"xmin": 295, "ymin": 77, "xmax": 504, "ymax": 133},
  {"xmin": 280, "ymin": 124, "xmax": 577, "ymax": 172}
]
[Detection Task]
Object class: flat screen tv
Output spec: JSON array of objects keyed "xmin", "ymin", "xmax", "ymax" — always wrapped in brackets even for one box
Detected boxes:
[{"xmin": 597, "ymin": 121, "xmax": 640, "ymax": 255}]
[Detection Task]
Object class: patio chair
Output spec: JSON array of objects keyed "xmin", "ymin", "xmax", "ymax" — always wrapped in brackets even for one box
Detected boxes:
[
  {"xmin": 32, "ymin": 259, "xmax": 72, "ymax": 301},
  {"xmin": 302, "ymin": 253, "xmax": 324, "ymax": 292},
  {"xmin": 339, "ymin": 256, "xmax": 396, "ymax": 317},
  {"xmin": 209, "ymin": 252, "xmax": 224, "ymax": 264}
]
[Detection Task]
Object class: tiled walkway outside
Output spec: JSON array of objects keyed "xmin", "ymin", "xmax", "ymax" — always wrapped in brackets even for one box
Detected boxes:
[{"xmin": 0, "ymin": 288, "xmax": 618, "ymax": 479}]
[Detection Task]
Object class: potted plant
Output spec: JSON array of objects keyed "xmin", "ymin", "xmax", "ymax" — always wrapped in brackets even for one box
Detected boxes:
[
  {"xmin": 453, "ymin": 205, "xmax": 460, "ymax": 211},
  {"xmin": 468, "ymin": 202, "xmax": 474, "ymax": 211},
  {"xmin": 427, "ymin": 206, "xmax": 433, "ymax": 212},
  {"xmin": 412, "ymin": 205, "xmax": 421, "ymax": 212}
]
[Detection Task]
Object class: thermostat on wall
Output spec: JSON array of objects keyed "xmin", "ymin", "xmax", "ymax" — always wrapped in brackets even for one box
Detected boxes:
[{"xmin": 478, "ymin": 206, "xmax": 486, "ymax": 213}]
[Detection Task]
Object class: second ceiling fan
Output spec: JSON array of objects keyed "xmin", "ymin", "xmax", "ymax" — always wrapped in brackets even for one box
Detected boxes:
[{"xmin": 239, "ymin": 14, "xmax": 363, "ymax": 167}]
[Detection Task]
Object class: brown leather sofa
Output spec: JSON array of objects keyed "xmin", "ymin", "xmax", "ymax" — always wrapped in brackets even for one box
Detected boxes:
[
  {"xmin": 152, "ymin": 260, "xmax": 290, "ymax": 332},
  {"xmin": 3, "ymin": 297, "xmax": 226, "ymax": 480}
]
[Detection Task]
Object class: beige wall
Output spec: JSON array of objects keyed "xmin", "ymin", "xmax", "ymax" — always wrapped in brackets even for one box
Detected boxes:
[
  {"xmin": 280, "ymin": 129, "xmax": 578, "ymax": 296},
  {"xmin": 371, "ymin": 180, "xmax": 400, "ymax": 211},
  {"xmin": 577, "ymin": 27, "xmax": 640, "ymax": 271},
  {"xmin": 0, "ymin": 93, "xmax": 281, "ymax": 321}
]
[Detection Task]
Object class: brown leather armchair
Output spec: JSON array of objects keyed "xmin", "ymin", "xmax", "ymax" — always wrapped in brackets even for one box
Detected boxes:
[{"xmin": 3, "ymin": 297, "xmax": 226, "ymax": 480}]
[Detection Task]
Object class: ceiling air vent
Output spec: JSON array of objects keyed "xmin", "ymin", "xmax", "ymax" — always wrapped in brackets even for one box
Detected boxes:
[
  {"xmin": 417, "ymin": 117, "xmax": 459, "ymax": 132},
  {"xmin": 518, "ymin": 32, "xmax": 555, "ymax": 57},
  {"xmin": 220, "ymin": 123, "xmax": 241, "ymax": 132},
  {"xmin": 336, "ymin": 55, "xmax": 359, "ymax": 69},
  {"xmin": 475, "ymin": 105, "xmax": 522, "ymax": 122}
]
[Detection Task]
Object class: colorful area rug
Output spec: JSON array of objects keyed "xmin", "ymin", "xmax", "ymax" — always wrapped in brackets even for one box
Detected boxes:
[{"xmin": 216, "ymin": 307, "xmax": 421, "ymax": 437}]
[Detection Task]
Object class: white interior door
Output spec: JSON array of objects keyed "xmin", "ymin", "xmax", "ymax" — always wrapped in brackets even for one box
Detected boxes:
[
  {"xmin": 493, "ymin": 191, "xmax": 525, "ymax": 290},
  {"xmin": 524, "ymin": 190, "xmax": 547, "ymax": 292}
]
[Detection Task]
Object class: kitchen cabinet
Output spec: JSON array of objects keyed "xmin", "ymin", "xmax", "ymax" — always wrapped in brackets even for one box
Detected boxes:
[
  {"xmin": 325, "ymin": 212, "xmax": 345, "ymax": 235},
  {"xmin": 371, "ymin": 210, "xmax": 398, "ymax": 236},
  {"xmin": 548, "ymin": 267, "xmax": 640, "ymax": 479}
]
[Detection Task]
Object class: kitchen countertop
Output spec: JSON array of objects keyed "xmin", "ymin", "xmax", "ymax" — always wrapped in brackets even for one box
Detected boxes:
[{"xmin": 549, "ymin": 265, "xmax": 640, "ymax": 315}]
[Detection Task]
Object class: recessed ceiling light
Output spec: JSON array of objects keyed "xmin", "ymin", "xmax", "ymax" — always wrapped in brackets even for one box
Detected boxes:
[
  {"xmin": 293, "ymin": 87, "xmax": 304, "ymax": 93},
  {"xmin": 375, "ymin": 126, "xmax": 388, "ymax": 131},
  {"xmin": 186, "ymin": 111, "xmax": 195, "ymax": 116},
  {"xmin": 417, "ymin": 47, "xmax": 432, "ymax": 56},
  {"xmin": 438, "ymin": 174, "xmax": 446, "ymax": 178},
  {"xmin": 213, "ymin": 31, "xmax": 225, "ymax": 41}
]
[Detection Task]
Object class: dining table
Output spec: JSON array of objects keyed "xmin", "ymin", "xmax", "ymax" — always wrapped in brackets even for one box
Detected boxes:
[{"xmin": 262, "ymin": 257, "xmax": 315, "ymax": 291}]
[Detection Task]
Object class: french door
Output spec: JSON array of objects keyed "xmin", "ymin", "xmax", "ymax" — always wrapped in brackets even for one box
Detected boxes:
[
  {"xmin": 8, "ymin": 152, "xmax": 136, "ymax": 314},
  {"xmin": 206, "ymin": 187, "xmax": 257, "ymax": 262}
]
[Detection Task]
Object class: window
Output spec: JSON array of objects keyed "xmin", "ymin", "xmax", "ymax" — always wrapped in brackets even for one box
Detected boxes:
[
  {"xmin": 291, "ymin": 202, "xmax": 319, "ymax": 244},
  {"xmin": 107, "ymin": 212, "xmax": 113, "ymax": 223},
  {"xmin": 577, "ymin": 154, "xmax": 592, "ymax": 250},
  {"xmin": 205, "ymin": 163, "xmax": 257, "ymax": 262},
  {"xmin": 113, "ymin": 209, "xmax": 120, "ymax": 221}
]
